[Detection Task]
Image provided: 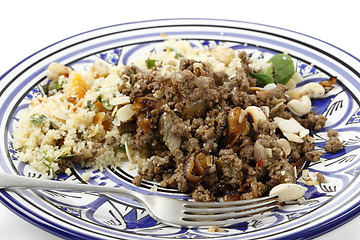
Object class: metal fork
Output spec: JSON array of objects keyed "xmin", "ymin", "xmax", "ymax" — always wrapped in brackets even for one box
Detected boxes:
[{"xmin": 0, "ymin": 173, "xmax": 279, "ymax": 227}]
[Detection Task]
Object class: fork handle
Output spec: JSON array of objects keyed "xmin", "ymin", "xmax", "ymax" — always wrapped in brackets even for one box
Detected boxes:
[{"xmin": 0, "ymin": 172, "xmax": 140, "ymax": 200}]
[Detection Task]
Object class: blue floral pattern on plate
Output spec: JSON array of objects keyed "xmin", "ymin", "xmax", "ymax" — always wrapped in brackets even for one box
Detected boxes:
[{"xmin": 1, "ymin": 19, "xmax": 360, "ymax": 239}]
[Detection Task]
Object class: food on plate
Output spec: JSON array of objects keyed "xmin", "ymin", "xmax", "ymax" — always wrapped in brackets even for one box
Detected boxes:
[
  {"xmin": 269, "ymin": 183, "xmax": 307, "ymax": 202},
  {"xmin": 12, "ymin": 39, "xmax": 340, "ymax": 201}
]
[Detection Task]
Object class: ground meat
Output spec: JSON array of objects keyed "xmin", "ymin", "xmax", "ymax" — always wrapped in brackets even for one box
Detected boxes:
[
  {"xmin": 325, "ymin": 137, "xmax": 343, "ymax": 153},
  {"xmin": 269, "ymin": 102, "xmax": 292, "ymax": 119},
  {"xmin": 218, "ymin": 149, "xmax": 243, "ymax": 181},
  {"xmin": 268, "ymin": 160, "xmax": 296, "ymax": 188},
  {"xmin": 324, "ymin": 129, "xmax": 342, "ymax": 153},
  {"xmin": 316, "ymin": 173, "xmax": 325, "ymax": 183},
  {"xmin": 305, "ymin": 151, "xmax": 322, "ymax": 162},
  {"xmin": 296, "ymin": 111, "xmax": 327, "ymax": 131},
  {"xmin": 256, "ymin": 84, "xmax": 288, "ymax": 107},
  {"xmin": 105, "ymin": 136, "xmax": 116, "ymax": 146},
  {"xmin": 122, "ymin": 54, "xmax": 328, "ymax": 201},
  {"xmin": 191, "ymin": 185, "xmax": 215, "ymax": 202},
  {"xmin": 289, "ymin": 140, "xmax": 315, "ymax": 162},
  {"xmin": 327, "ymin": 129, "xmax": 338, "ymax": 138},
  {"xmin": 55, "ymin": 158, "xmax": 70, "ymax": 173},
  {"xmin": 239, "ymin": 144, "xmax": 255, "ymax": 165},
  {"xmin": 256, "ymin": 119, "xmax": 276, "ymax": 137},
  {"xmin": 179, "ymin": 59, "xmax": 196, "ymax": 71},
  {"xmin": 132, "ymin": 175, "xmax": 142, "ymax": 186},
  {"xmin": 231, "ymin": 91, "xmax": 256, "ymax": 108},
  {"xmin": 160, "ymin": 164, "xmax": 192, "ymax": 192}
]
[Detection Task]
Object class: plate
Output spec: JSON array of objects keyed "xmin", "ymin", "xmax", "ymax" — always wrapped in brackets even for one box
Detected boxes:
[{"xmin": 1, "ymin": 18, "xmax": 360, "ymax": 239}]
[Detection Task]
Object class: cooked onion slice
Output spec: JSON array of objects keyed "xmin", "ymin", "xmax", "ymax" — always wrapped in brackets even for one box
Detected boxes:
[
  {"xmin": 222, "ymin": 107, "xmax": 248, "ymax": 148},
  {"xmin": 184, "ymin": 150, "xmax": 211, "ymax": 183}
]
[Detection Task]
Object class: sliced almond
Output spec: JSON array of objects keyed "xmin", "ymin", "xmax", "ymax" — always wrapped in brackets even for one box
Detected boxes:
[
  {"xmin": 109, "ymin": 96, "xmax": 130, "ymax": 106},
  {"xmin": 88, "ymin": 128, "xmax": 99, "ymax": 138},
  {"xmin": 278, "ymin": 118, "xmax": 305, "ymax": 133},
  {"xmin": 278, "ymin": 138, "xmax": 291, "ymax": 156},
  {"xmin": 299, "ymin": 128, "xmax": 310, "ymax": 138},
  {"xmin": 53, "ymin": 110, "xmax": 70, "ymax": 120},
  {"xmin": 124, "ymin": 140, "xmax": 135, "ymax": 164},
  {"xmin": 249, "ymin": 87, "xmax": 263, "ymax": 92},
  {"xmin": 272, "ymin": 117, "xmax": 284, "ymax": 128},
  {"xmin": 111, "ymin": 105, "xmax": 119, "ymax": 117},
  {"xmin": 114, "ymin": 104, "xmax": 135, "ymax": 123},
  {"xmin": 283, "ymin": 132, "xmax": 304, "ymax": 143},
  {"xmin": 264, "ymin": 148, "xmax": 273, "ymax": 158},
  {"xmin": 269, "ymin": 183, "xmax": 307, "ymax": 202},
  {"xmin": 54, "ymin": 146, "xmax": 72, "ymax": 160},
  {"xmin": 263, "ymin": 83, "xmax": 277, "ymax": 90},
  {"xmin": 271, "ymin": 101, "xmax": 285, "ymax": 112}
]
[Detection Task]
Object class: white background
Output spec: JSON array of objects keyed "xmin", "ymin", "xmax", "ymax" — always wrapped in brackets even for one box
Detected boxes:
[{"xmin": 0, "ymin": 0, "xmax": 359, "ymax": 239}]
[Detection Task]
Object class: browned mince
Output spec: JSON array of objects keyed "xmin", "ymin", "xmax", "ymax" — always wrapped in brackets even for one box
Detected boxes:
[
  {"xmin": 118, "ymin": 52, "xmax": 328, "ymax": 202},
  {"xmin": 324, "ymin": 129, "xmax": 343, "ymax": 153}
]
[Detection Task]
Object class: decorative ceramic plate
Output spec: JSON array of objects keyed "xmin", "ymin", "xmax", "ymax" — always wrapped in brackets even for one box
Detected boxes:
[{"xmin": 1, "ymin": 19, "xmax": 360, "ymax": 240}]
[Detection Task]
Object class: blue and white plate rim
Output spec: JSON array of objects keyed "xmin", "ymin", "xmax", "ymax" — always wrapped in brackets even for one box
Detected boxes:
[{"xmin": 1, "ymin": 18, "xmax": 360, "ymax": 239}]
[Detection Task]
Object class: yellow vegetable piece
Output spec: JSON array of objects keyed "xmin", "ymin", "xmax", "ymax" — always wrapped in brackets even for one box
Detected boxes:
[
  {"xmin": 93, "ymin": 112, "xmax": 105, "ymax": 125},
  {"xmin": 66, "ymin": 72, "xmax": 87, "ymax": 100}
]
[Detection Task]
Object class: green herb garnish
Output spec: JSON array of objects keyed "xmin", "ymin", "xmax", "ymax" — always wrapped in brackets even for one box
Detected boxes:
[
  {"xmin": 251, "ymin": 72, "xmax": 274, "ymax": 86},
  {"xmin": 49, "ymin": 81, "xmax": 63, "ymax": 90},
  {"xmin": 42, "ymin": 156, "xmax": 52, "ymax": 168},
  {"xmin": 87, "ymin": 100, "xmax": 93, "ymax": 110},
  {"xmin": 118, "ymin": 144, "xmax": 126, "ymax": 153},
  {"xmin": 58, "ymin": 153, "xmax": 76, "ymax": 159},
  {"xmin": 94, "ymin": 95, "xmax": 113, "ymax": 111},
  {"xmin": 268, "ymin": 54, "xmax": 295, "ymax": 84},
  {"xmin": 42, "ymin": 156, "xmax": 58, "ymax": 179},
  {"xmin": 30, "ymin": 114, "xmax": 46, "ymax": 126},
  {"xmin": 145, "ymin": 58, "xmax": 156, "ymax": 69},
  {"xmin": 251, "ymin": 53, "xmax": 295, "ymax": 86},
  {"xmin": 102, "ymin": 100, "xmax": 114, "ymax": 111},
  {"xmin": 41, "ymin": 84, "xmax": 49, "ymax": 96},
  {"xmin": 175, "ymin": 53, "xmax": 184, "ymax": 59}
]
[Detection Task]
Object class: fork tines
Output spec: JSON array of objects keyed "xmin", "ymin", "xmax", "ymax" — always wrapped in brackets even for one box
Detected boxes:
[{"xmin": 181, "ymin": 195, "xmax": 279, "ymax": 226}]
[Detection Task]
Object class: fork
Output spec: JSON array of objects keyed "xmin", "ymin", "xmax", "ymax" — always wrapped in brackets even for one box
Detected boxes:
[{"xmin": 0, "ymin": 173, "xmax": 279, "ymax": 227}]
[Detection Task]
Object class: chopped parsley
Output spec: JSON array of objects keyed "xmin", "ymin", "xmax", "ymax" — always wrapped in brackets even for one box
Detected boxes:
[
  {"xmin": 41, "ymin": 81, "xmax": 63, "ymax": 96},
  {"xmin": 30, "ymin": 114, "xmax": 46, "ymax": 126},
  {"xmin": 175, "ymin": 53, "xmax": 184, "ymax": 59},
  {"xmin": 42, "ymin": 156, "xmax": 58, "ymax": 179},
  {"xmin": 93, "ymin": 95, "xmax": 114, "ymax": 111},
  {"xmin": 165, "ymin": 47, "xmax": 183, "ymax": 59},
  {"xmin": 102, "ymin": 100, "xmax": 114, "ymax": 111},
  {"xmin": 41, "ymin": 84, "xmax": 49, "ymax": 96},
  {"xmin": 58, "ymin": 153, "xmax": 76, "ymax": 159},
  {"xmin": 118, "ymin": 144, "xmax": 126, "ymax": 153},
  {"xmin": 49, "ymin": 81, "xmax": 63, "ymax": 90},
  {"xmin": 145, "ymin": 58, "xmax": 156, "ymax": 69},
  {"xmin": 87, "ymin": 100, "xmax": 94, "ymax": 110}
]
